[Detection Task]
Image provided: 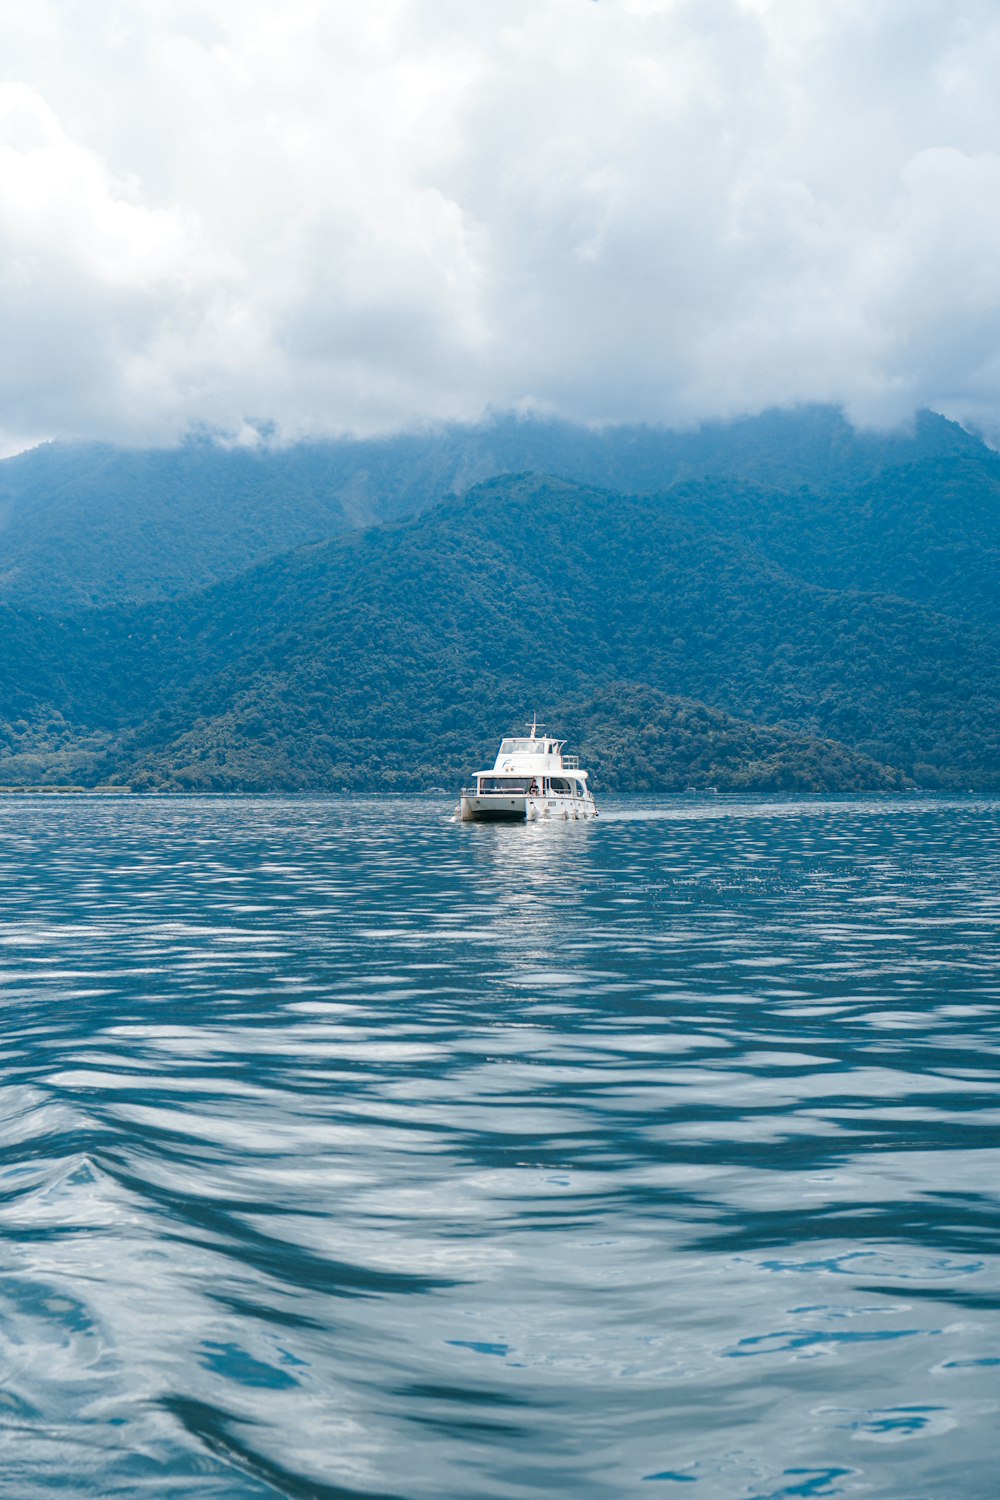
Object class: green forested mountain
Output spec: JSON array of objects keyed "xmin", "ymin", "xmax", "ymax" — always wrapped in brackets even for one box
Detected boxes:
[
  {"xmin": 664, "ymin": 453, "xmax": 1000, "ymax": 627},
  {"xmin": 0, "ymin": 406, "xmax": 993, "ymax": 612},
  {"xmin": 1, "ymin": 470, "xmax": 996, "ymax": 792}
]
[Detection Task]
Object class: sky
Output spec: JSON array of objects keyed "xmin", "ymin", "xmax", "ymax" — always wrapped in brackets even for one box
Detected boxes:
[{"xmin": 2, "ymin": 0, "xmax": 1000, "ymax": 452}]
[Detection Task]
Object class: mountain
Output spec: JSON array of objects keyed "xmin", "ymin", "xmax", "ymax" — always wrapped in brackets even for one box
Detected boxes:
[
  {"xmin": 1, "ymin": 472, "xmax": 996, "ymax": 792},
  {"xmin": 663, "ymin": 452, "xmax": 1000, "ymax": 628},
  {"xmin": 0, "ymin": 406, "xmax": 993, "ymax": 613}
]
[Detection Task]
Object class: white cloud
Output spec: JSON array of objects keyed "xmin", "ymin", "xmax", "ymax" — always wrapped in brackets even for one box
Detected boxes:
[{"xmin": 2, "ymin": 0, "xmax": 1000, "ymax": 448}]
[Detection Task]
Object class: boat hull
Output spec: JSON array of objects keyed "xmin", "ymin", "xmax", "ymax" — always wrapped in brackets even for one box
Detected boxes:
[
  {"xmin": 459, "ymin": 793, "xmax": 597, "ymax": 823},
  {"xmin": 460, "ymin": 793, "xmax": 527, "ymax": 821}
]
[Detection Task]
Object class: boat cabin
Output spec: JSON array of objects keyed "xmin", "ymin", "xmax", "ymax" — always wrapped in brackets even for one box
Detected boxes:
[{"xmin": 483, "ymin": 731, "xmax": 586, "ymax": 797}]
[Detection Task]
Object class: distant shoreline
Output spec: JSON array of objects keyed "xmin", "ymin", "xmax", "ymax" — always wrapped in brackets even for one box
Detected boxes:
[{"xmin": 0, "ymin": 786, "xmax": 132, "ymax": 795}]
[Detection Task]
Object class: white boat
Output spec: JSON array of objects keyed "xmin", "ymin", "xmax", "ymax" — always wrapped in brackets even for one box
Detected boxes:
[{"xmin": 458, "ymin": 719, "xmax": 598, "ymax": 822}]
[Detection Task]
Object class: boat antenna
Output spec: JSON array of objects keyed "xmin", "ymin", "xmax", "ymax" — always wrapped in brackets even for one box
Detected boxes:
[{"xmin": 526, "ymin": 714, "xmax": 544, "ymax": 739}]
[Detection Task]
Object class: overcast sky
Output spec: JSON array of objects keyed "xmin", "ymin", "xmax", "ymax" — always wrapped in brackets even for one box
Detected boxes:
[{"xmin": 3, "ymin": 0, "xmax": 1000, "ymax": 452}]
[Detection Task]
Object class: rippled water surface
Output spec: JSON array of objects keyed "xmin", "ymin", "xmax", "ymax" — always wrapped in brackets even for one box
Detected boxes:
[{"xmin": 1, "ymin": 793, "xmax": 998, "ymax": 1498}]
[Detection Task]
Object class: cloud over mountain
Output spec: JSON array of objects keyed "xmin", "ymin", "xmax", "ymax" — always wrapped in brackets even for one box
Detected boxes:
[{"xmin": 3, "ymin": 0, "xmax": 1000, "ymax": 450}]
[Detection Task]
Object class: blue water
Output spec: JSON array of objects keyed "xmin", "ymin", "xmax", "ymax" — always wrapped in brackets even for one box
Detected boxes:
[{"xmin": 0, "ymin": 794, "xmax": 998, "ymax": 1498}]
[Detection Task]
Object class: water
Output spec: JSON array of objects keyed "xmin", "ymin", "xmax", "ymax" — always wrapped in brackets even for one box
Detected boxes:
[{"xmin": 0, "ymin": 793, "xmax": 998, "ymax": 1499}]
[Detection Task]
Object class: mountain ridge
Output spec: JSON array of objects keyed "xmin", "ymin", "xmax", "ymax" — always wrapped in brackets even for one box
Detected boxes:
[
  {"xmin": 1, "ymin": 467, "xmax": 996, "ymax": 793},
  {"xmin": 1, "ymin": 405, "xmax": 993, "ymax": 614}
]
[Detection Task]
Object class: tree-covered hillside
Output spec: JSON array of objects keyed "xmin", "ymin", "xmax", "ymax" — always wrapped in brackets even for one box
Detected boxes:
[
  {"xmin": 664, "ymin": 453, "xmax": 1000, "ymax": 627},
  {"xmin": 1, "ymin": 406, "xmax": 993, "ymax": 612},
  {"xmin": 1, "ymin": 472, "xmax": 996, "ymax": 792}
]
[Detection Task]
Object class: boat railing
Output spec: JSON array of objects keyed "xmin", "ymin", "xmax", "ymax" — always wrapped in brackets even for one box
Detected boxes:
[{"xmin": 562, "ymin": 755, "xmax": 580, "ymax": 769}]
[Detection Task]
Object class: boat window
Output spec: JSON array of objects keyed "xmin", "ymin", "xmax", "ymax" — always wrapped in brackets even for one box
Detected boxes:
[
  {"xmin": 479, "ymin": 777, "xmax": 530, "ymax": 794},
  {"xmin": 550, "ymin": 777, "xmax": 571, "ymax": 795},
  {"xmin": 499, "ymin": 740, "xmax": 517, "ymax": 755}
]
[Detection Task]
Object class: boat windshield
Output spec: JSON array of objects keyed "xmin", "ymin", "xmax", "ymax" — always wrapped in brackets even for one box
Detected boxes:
[{"xmin": 499, "ymin": 739, "xmax": 544, "ymax": 755}]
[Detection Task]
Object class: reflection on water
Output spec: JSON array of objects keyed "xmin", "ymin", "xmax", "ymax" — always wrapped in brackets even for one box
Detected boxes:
[{"xmin": 0, "ymin": 793, "xmax": 998, "ymax": 1498}]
